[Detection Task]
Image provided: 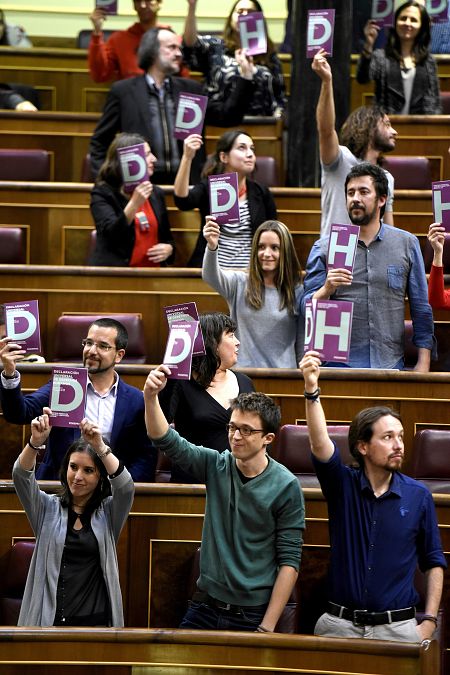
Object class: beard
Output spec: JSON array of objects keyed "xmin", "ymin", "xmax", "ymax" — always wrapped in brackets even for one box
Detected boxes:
[
  {"xmin": 348, "ymin": 202, "xmax": 379, "ymax": 226},
  {"xmin": 83, "ymin": 356, "xmax": 113, "ymax": 375},
  {"xmin": 372, "ymin": 129, "xmax": 395, "ymax": 154}
]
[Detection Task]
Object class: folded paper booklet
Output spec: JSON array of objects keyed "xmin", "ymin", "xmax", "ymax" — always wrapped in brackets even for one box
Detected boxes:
[
  {"xmin": 4, "ymin": 300, "xmax": 41, "ymax": 354},
  {"xmin": 306, "ymin": 8, "xmax": 335, "ymax": 58},
  {"xmin": 96, "ymin": 0, "xmax": 118, "ymax": 14},
  {"xmin": 50, "ymin": 367, "xmax": 88, "ymax": 428},
  {"xmin": 163, "ymin": 320, "xmax": 199, "ymax": 380},
  {"xmin": 432, "ymin": 179, "xmax": 450, "ymax": 231},
  {"xmin": 174, "ymin": 92, "xmax": 208, "ymax": 140},
  {"xmin": 164, "ymin": 302, "xmax": 205, "ymax": 355},
  {"xmin": 327, "ymin": 223, "xmax": 360, "ymax": 273},
  {"xmin": 426, "ymin": 0, "xmax": 448, "ymax": 23},
  {"xmin": 304, "ymin": 298, "xmax": 354, "ymax": 363},
  {"xmin": 238, "ymin": 11, "xmax": 267, "ymax": 56},
  {"xmin": 208, "ymin": 172, "xmax": 240, "ymax": 226},
  {"xmin": 371, "ymin": 0, "xmax": 394, "ymax": 28},
  {"xmin": 118, "ymin": 142, "xmax": 149, "ymax": 193}
]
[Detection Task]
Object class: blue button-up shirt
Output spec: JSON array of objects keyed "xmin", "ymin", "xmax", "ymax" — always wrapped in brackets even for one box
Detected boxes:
[
  {"xmin": 313, "ymin": 445, "xmax": 447, "ymax": 612},
  {"xmin": 302, "ymin": 223, "xmax": 435, "ymax": 368}
]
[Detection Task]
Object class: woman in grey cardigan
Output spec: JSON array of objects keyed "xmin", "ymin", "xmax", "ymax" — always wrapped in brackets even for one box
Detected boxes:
[{"xmin": 12, "ymin": 407, "xmax": 134, "ymax": 627}]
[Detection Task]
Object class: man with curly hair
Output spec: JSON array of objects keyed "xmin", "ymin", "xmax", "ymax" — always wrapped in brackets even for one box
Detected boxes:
[{"xmin": 312, "ymin": 48, "xmax": 397, "ymax": 238}]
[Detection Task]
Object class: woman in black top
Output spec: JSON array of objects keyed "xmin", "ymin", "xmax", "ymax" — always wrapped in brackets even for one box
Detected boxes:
[{"xmin": 159, "ymin": 312, "xmax": 254, "ymax": 482}]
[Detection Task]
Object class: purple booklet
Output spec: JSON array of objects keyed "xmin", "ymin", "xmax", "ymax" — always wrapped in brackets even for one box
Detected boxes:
[
  {"xmin": 304, "ymin": 299, "xmax": 354, "ymax": 363},
  {"xmin": 117, "ymin": 142, "xmax": 149, "ymax": 194},
  {"xmin": 432, "ymin": 180, "xmax": 450, "ymax": 231},
  {"xmin": 163, "ymin": 320, "xmax": 199, "ymax": 379},
  {"xmin": 174, "ymin": 92, "xmax": 208, "ymax": 140},
  {"xmin": 164, "ymin": 302, "xmax": 206, "ymax": 355},
  {"xmin": 327, "ymin": 224, "xmax": 360, "ymax": 272},
  {"xmin": 306, "ymin": 9, "xmax": 335, "ymax": 58},
  {"xmin": 208, "ymin": 172, "xmax": 240, "ymax": 226},
  {"xmin": 49, "ymin": 367, "xmax": 88, "ymax": 428},
  {"xmin": 4, "ymin": 300, "xmax": 41, "ymax": 354},
  {"xmin": 96, "ymin": 0, "xmax": 118, "ymax": 15},
  {"xmin": 427, "ymin": 0, "xmax": 448, "ymax": 23},
  {"xmin": 371, "ymin": 0, "xmax": 394, "ymax": 28},
  {"xmin": 238, "ymin": 12, "xmax": 267, "ymax": 56}
]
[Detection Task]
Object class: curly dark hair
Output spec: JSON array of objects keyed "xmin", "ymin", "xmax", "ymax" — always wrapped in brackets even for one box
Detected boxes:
[
  {"xmin": 385, "ymin": 1, "xmax": 431, "ymax": 65},
  {"xmin": 339, "ymin": 105, "xmax": 386, "ymax": 160},
  {"xmin": 229, "ymin": 391, "xmax": 281, "ymax": 434}
]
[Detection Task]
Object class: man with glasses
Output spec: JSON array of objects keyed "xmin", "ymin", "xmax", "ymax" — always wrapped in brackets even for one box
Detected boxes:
[
  {"xmin": 144, "ymin": 365, "xmax": 305, "ymax": 632},
  {"xmin": 0, "ymin": 317, "xmax": 156, "ymax": 481}
]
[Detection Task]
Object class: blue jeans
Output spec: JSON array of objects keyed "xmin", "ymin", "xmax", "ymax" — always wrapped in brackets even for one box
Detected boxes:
[{"xmin": 180, "ymin": 600, "xmax": 267, "ymax": 631}]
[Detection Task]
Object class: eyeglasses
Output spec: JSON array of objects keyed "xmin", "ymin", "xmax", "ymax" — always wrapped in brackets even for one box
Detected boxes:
[
  {"xmin": 226, "ymin": 423, "xmax": 265, "ymax": 437},
  {"xmin": 81, "ymin": 339, "xmax": 115, "ymax": 352}
]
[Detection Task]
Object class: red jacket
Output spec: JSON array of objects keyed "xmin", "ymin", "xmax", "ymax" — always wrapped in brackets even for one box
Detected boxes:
[
  {"xmin": 88, "ymin": 23, "xmax": 189, "ymax": 82},
  {"xmin": 428, "ymin": 264, "xmax": 450, "ymax": 310}
]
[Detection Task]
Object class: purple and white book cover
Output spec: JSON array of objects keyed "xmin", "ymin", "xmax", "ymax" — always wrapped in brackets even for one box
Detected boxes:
[
  {"xmin": 164, "ymin": 302, "xmax": 206, "ymax": 355},
  {"xmin": 163, "ymin": 320, "xmax": 199, "ymax": 379},
  {"xmin": 306, "ymin": 9, "xmax": 335, "ymax": 58},
  {"xmin": 96, "ymin": 0, "xmax": 118, "ymax": 14},
  {"xmin": 304, "ymin": 299, "xmax": 354, "ymax": 363},
  {"xmin": 238, "ymin": 12, "xmax": 267, "ymax": 56},
  {"xmin": 426, "ymin": 0, "xmax": 448, "ymax": 23},
  {"xmin": 327, "ymin": 224, "xmax": 360, "ymax": 272},
  {"xmin": 208, "ymin": 172, "xmax": 240, "ymax": 226},
  {"xmin": 174, "ymin": 92, "xmax": 208, "ymax": 140},
  {"xmin": 49, "ymin": 367, "xmax": 88, "ymax": 428},
  {"xmin": 432, "ymin": 180, "xmax": 450, "ymax": 231},
  {"xmin": 4, "ymin": 300, "xmax": 41, "ymax": 354},
  {"xmin": 371, "ymin": 0, "xmax": 394, "ymax": 28},
  {"xmin": 117, "ymin": 142, "xmax": 149, "ymax": 193}
]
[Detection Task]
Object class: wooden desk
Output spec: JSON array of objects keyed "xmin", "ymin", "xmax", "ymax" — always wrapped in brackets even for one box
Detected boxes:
[
  {"xmin": 0, "ymin": 182, "xmax": 435, "ymax": 267},
  {"xmin": 0, "ymin": 627, "xmax": 439, "ymax": 675}
]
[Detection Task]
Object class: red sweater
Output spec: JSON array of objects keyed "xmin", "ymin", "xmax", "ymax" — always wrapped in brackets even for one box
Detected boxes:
[
  {"xmin": 428, "ymin": 264, "xmax": 450, "ymax": 309},
  {"xmin": 88, "ymin": 23, "xmax": 188, "ymax": 82}
]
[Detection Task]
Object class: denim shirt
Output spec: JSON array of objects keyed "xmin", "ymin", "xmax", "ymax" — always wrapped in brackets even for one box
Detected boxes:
[{"xmin": 301, "ymin": 223, "xmax": 435, "ymax": 368}]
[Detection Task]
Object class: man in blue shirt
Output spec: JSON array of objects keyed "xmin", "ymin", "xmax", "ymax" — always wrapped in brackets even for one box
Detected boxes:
[
  {"xmin": 299, "ymin": 350, "xmax": 446, "ymax": 642},
  {"xmin": 302, "ymin": 162, "xmax": 434, "ymax": 370}
]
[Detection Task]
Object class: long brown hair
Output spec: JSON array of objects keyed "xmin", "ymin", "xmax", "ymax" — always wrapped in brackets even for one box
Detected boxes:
[
  {"xmin": 201, "ymin": 129, "xmax": 253, "ymax": 178},
  {"xmin": 222, "ymin": 0, "xmax": 276, "ymax": 69},
  {"xmin": 245, "ymin": 220, "xmax": 301, "ymax": 313}
]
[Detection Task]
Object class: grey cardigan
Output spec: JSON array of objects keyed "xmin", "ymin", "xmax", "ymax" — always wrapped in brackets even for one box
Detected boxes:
[{"xmin": 12, "ymin": 459, "xmax": 134, "ymax": 627}]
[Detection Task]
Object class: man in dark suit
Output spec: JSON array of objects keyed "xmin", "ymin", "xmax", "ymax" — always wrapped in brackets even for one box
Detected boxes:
[
  {"xmin": 89, "ymin": 27, "xmax": 254, "ymax": 183},
  {"xmin": 0, "ymin": 317, "xmax": 156, "ymax": 481}
]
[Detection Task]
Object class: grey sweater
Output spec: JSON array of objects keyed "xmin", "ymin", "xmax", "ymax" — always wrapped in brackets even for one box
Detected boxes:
[
  {"xmin": 12, "ymin": 459, "xmax": 134, "ymax": 627},
  {"xmin": 202, "ymin": 247, "xmax": 304, "ymax": 368}
]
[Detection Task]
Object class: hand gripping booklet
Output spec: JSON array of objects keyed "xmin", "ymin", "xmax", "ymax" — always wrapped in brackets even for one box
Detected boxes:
[
  {"xmin": 306, "ymin": 9, "xmax": 335, "ymax": 58},
  {"xmin": 50, "ymin": 367, "xmax": 88, "ymax": 428},
  {"xmin": 238, "ymin": 11, "xmax": 267, "ymax": 56},
  {"xmin": 163, "ymin": 320, "xmax": 199, "ymax": 380},
  {"xmin": 304, "ymin": 298, "xmax": 354, "ymax": 363},
  {"xmin": 432, "ymin": 180, "xmax": 450, "ymax": 231},
  {"xmin": 208, "ymin": 172, "xmax": 240, "ymax": 226},
  {"xmin": 174, "ymin": 92, "xmax": 208, "ymax": 140},
  {"xmin": 96, "ymin": 0, "xmax": 118, "ymax": 14},
  {"xmin": 4, "ymin": 300, "xmax": 41, "ymax": 354},
  {"xmin": 327, "ymin": 224, "xmax": 360, "ymax": 272},
  {"xmin": 164, "ymin": 302, "xmax": 206, "ymax": 355},
  {"xmin": 117, "ymin": 142, "xmax": 149, "ymax": 194},
  {"xmin": 371, "ymin": 0, "xmax": 395, "ymax": 28}
]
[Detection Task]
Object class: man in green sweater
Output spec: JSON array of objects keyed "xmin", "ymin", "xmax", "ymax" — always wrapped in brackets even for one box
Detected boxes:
[{"xmin": 144, "ymin": 365, "xmax": 305, "ymax": 632}]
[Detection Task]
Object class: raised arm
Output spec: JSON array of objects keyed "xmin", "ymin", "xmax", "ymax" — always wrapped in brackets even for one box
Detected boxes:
[
  {"xmin": 311, "ymin": 49, "xmax": 340, "ymax": 166},
  {"xmin": 356, "ymin": 20, "xmax": 380, "ymax": 84},
  {"xmin": 80, "ymin": 418, "xmax": 120, "ymax": 476},
  {"xmin": 174, "ymin": 134, "xmax": 203, "ymax": 197},
  {"xmin": 298, "ymin": 351, "xmax": 334, "ymax": 461},
  {"xmin": 18, "ymin": 408, "xmax": 53, "ymax": 471},
  {"xmin": 183, "ymin": 0, "xmax": 199, "ymax": 48},
  {"xmin": 143, "ymin": 365, "xmax": 171, "ymax": 439}
]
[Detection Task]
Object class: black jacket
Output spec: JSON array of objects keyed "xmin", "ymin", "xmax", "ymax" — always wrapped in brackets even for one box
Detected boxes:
[
  {"xmin": 89, "ymin": 75, "xmax": 252, "ymax": 181},
  {"xmin": 89, "ymin": 182, "xmax": 175, "ymax": 266}
]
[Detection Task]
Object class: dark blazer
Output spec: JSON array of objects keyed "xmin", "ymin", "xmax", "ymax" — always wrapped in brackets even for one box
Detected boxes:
[
  {"xmin": 0, "ymin": 376, "xmax": 157, "ymax": 481},
  {"xmin": 89, "ymin": 182, "xmax": 175, "ymax": 266},
  {"xmin": 89, "ymin": 75, "xmax": 252, "ymax": 180},
  {"xmin": 174, "ymin": 178, "xmax": 278, "ymax": 267}
]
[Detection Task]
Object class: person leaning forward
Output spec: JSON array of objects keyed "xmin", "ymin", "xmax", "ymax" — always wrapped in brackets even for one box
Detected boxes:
[
  {"xmin": 144, "ymin": 366, "xmax": 305, "ymax": 632},
  {"xmin": 0, "ymin": 317, "xmax": 156, "ymax": 481},
  {"xmin": 299, "ymin": 350, "xmax": 447, "ymax": 643}
]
